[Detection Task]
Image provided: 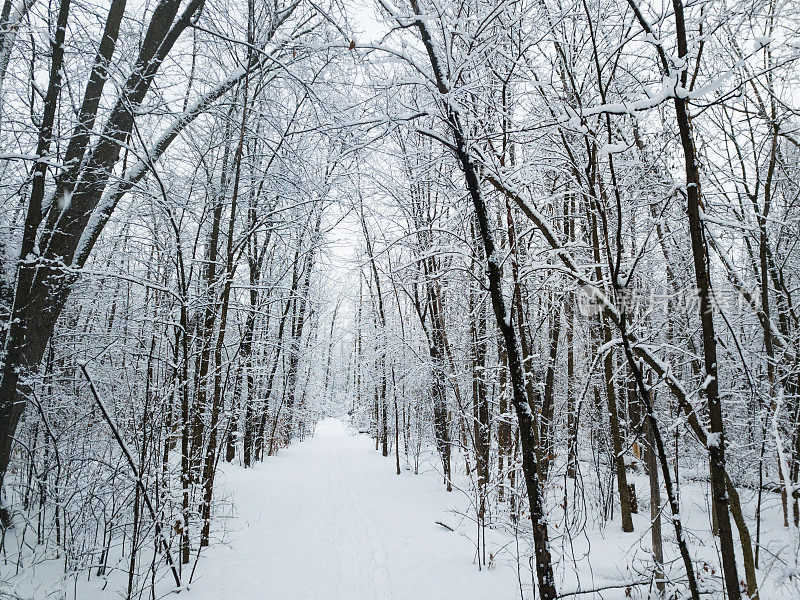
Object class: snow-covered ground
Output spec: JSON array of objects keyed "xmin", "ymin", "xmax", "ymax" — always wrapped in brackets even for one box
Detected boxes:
[
  {"xmin": 4, "ymin": 418, "xmax": 797, "ymax": 599},
  {"xmin": 182, "ymin": 418, "xmax": 520, "ymax": 600}
]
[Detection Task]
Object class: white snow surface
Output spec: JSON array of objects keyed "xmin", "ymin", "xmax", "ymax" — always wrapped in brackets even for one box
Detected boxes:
[
  {"xmin": 7, "ymin": 418, "xmax": 798, "ymax": 599},
  {"xmin": 184, "ymin": 418, "xmax": 520, "ymax": 600}
]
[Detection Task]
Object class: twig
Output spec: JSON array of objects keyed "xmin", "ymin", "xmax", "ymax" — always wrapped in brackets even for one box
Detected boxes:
[
  {"xmin": 558, "ymin": 580, "xmax": 651, "ymax": 597},
  {"xmin": 435, "ymin": 520, "xmax": 454, "ymax": 531}
]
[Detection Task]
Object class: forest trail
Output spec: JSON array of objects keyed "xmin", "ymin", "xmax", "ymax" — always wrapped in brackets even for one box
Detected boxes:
[{"xmin": 184, "ymin": 418, "xmax": 519, "ymax": 600}]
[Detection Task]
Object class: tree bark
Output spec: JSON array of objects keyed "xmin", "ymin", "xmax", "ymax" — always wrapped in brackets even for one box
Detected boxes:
[
  {"xmin": 0, "ymin": 0, "xmax": 73, "ymax": 496},
  {"xmin": 671, "ymin": 2, "xmax": 740, "ymax": 595},
  {"xmin": 540, "ymin": 294, "xmax": 561, "ymax": 480},
  {"xmin": 403, "ymin": 4, "xmax": 557, "ymax": 595}
]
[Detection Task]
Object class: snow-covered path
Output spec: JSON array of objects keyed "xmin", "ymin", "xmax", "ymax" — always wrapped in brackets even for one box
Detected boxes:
[{"xmin": 185, "ymin": 418, "xmax": 520, "ymax": 600}]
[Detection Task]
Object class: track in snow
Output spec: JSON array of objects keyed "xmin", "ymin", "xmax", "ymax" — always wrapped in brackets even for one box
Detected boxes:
[{"xmin": 184, "ymin": 418, "xmax": 519, "ymax": 600}]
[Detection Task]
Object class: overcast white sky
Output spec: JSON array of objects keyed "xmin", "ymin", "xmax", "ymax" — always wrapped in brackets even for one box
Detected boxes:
[{"xmin": 348, "ymin": 0, "xmax": 387, "ymax": 44}]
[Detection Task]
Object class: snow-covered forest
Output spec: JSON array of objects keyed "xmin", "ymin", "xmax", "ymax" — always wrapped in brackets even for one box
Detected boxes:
[{"xmin": 0, "ymin": 0, "xmax": 799, "ymax": 598}]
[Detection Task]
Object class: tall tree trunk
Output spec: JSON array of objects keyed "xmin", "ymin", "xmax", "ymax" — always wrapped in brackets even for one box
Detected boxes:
[
  {"xmin": 497, "ymin": 337, "xmax": 511, "ymax": 501},
  {"xmin": 587, "ymin": 184, "xmax": 634, "ymax": 532},
  {"xmin": 192, "ymin": 127, "xmax": 231, "ymax": 480},
  {"xmin": 563, "ymin": 189, "xmax": 578, "ymax": 477},
  {"xmin": 360, "ymin": 202, "xmax": 388, "ymax": 457},
  {"xmin": 540, "ymin": 294, "xmax": 561, "ymax": 480},
  {"xmin": 200, "ymin": 63, "xmax": 252, "ymax": 545},
  {"xmin": 0, "ymin": 0, "xmax": 72, "ymax": 498},
  {"xmin": 284, "ymin": 212, "xmax": 322, "ymax": 442},
  {"xmin": 671, "ymin": 2, "xmax": 740, "ymax": 595},
  {"xmin": 646, "ymin": 378, "xmax": 665, "ymax": 597},
  {"xmin": 226, "ymin": 363, "xmax": 243, "ymax": 463},
  {"xmin": 472, "ymin": 288, "xmax": 490, "ymax": 494},
  {"xmin": 404, "ymin": 4, "xmax": 557, "ymax": 594}
]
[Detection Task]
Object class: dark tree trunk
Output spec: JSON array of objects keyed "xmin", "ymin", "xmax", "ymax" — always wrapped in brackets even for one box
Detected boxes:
[
  {"xmin": 284, "ymin": 213, "xmax": 321, "ymax": 442},
  {"xmin": 472, "ymin": 290, "xmax": 490, "ymax": 492},
  {"xmin": 360, "ymin": 203, "xmax": 389, "ymax": 457},
  {"xmin": 540, "ymin": 294, "xmax": 561, "ymax": 479},
  {"xmin": 0, "ymin": 0, "xmax": 72, "ymax": 500},
  {"xmin": 404, "ymin": 4, "xmax": 557, "ymax": 595},
  {"xmin": 671, "ymin": 2, "xmax": 740, "ymax": 595}
]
